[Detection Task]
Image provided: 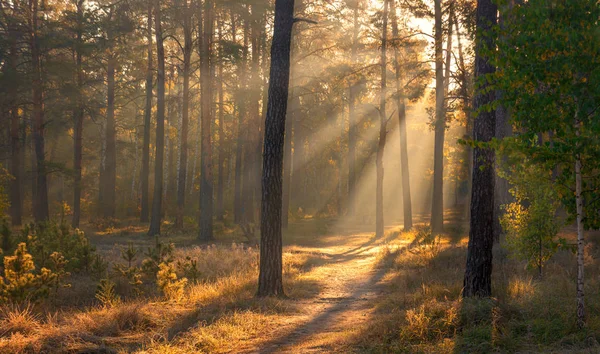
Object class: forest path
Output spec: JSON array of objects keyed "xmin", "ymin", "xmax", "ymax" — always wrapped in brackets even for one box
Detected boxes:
[{"xmin": 248, "ymin": 222, "xmax": 406, "ymax": 353}]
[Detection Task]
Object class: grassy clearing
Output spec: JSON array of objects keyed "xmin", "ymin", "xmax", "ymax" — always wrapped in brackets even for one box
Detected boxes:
[
  {"xmin": 0, "ymin": 219, "xmax": 332, "ymax": 353},
  {"xmin": 351, "ymin": 225, "xmax": 600, "ymax": 353}
]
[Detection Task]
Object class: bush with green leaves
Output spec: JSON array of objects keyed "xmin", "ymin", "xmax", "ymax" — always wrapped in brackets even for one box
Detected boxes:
[
  {"xmin": 0, "ymin": 243, "xmax": 57, "ymax": 304},
  {"xmin": 142, "ymin": 237, "xmax": 174, "ymax": 276},
  {"xmin": 498, "ymin": 157, "xmax": 566, "ymax": 276},
  {"xmin": 156, "ymin": 262, "xmax": 187, "ymax": 302},
  {"xmin": 114, "ymin": 242, "xmax": 144, "ymax": 296},
  {"xmin": 17, "ymin": 222, "xmax": 95, "ymax": 273}
]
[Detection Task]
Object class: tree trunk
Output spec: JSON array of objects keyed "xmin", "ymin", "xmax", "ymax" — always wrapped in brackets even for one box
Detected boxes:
[
  {"xmin": 8, "ymin": 17, "xmax": 22, "ymax": 226},
  {"xmin": 141, "ymin": 1, "xmax": 153, "ymax": 223},
  {"xmin": 31, "ymin": 0, "xmax": 49, "ymax": 223},
  {"xmin": 575, "ymin": 116, "xmax": 585, "ymax": 329},
  {"xmin": 390, "ymin": 0, "xmax": 412, "ymax": 230},
  {"xmin": 216, "ymin": 16, "xmax": 225, "ymax": 222},
  {"xmin": 233, "ymin": 10, "xmax": 244, "ymax": 224},
  {"xmin": 72, "ymin": 0, "xmax": 85, "ymax": 228},
  {"xmin": 148, "ymin": 0, "xmax": 166, "ymax": 236},
  {"xmin": 463, "ymin": 0, "xmax": 497, "ymax": 298},
  {"xmin": 375, "ymin": 0, "xmax": 389, "ymax": 238},
  {"xmin": 176, "ymin": 2, "xmax": 192, "ymax": 228},
  {"xmin": 431, "ymin": 0, "xmax": 445, "ymax": 234},
  {"xmin": 257, "ymin": 0, "xmax": 295, "ymax": 297},
  {"xmin": 103, "ymin": 47, "xmax": 117, "ymax": 219},
  {"xmin": 241, "ymin": 11, "xmax": 255, "ymax": 224},
  {"xmin": 199, "ymin": 0, "xmax": 214, "ymax": 241},
  {"xmin": 347, "ymin": 0, "xmax": 360, "ymax": 216}
]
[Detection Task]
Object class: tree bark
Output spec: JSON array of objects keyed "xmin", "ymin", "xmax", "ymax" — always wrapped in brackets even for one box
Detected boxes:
[
  {"xmin": 30, "ymin": 0, "xmax": 49, "ymax": 223},
  {"xmin": 233, "ymin": 10, "xmax": 244, "ymax": 224},
  {"xmin": 103, "ymin": 42, "xmax": 117, "ymax": 219},
  {"xmin": 216, "ymin": 16, "xmax": 225, "ymax": 222},
  {"xmin": 176, "ymin": 1, "xmax": 192, "ymax": 228},
  {"xmin": 575, "ymin": 116, "xmax": 585, "ymax": 329},
  {"xmin": 199, "ymin": 0, "xmax": 214, "ymax": 241},
  {"xmin": 257, "ymin": 0, "xmax": 295, "ymax": 297},
  {"xmin": 390, "ymin": 0, "xmax": 412, "ymax": 230},
  {"xmin": 431, "ymin": 0, "xmax": 445, "ymax": 234},
  {"xmin": 72, "ymin": 0, "xmax": 85, "ymax": 228},
  {"xmin": 141, "ymin": 1, "xmax": 153, "ymax": 223},
  {"xmin": 347, "ymin": 0, "xmax": 360, "ymax": 216},
  {"xmin": 148, "ymin": 0, "xmax": 165, "ymax": 236},
  {"xmin": 375, "ymin": 0, "xmax": 389, "ymax": 238},
  {"xmin": 8, "ymin": 11, "xmax": 22, "ymax": 226},
  {"xmin": 463, "ymin": 0, "xmax": 497, "ymax": 298}
]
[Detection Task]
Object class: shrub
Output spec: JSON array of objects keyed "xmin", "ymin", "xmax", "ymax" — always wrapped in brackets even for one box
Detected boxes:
[
  {"xmin": 18, "ymin": 222, "xmax": 95, "ymax": 273},
  {"xmin": 499, "ymin": 161, "xmax": 566, "ymax": 276},
  {"xmin": 156, "ymin": 262, "xmax": 187, "ymax": 302},
  {"xmin": 95, "ymin": 278, "xmax": 120, "ymax": 307},
  {"xmin": 0, "ymin": 243, "xmax": 57, "ymax": 304}
]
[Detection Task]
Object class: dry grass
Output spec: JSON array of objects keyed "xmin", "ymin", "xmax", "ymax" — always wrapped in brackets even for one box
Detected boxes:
[{"xmin": 347, "ymin": 225, "xmax": 600, "ymax": 353}]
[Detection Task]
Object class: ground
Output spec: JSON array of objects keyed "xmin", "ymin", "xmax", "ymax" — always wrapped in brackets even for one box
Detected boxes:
[{"xmin": 2, "ymin": 213, "xmax": 600, "ymax": 353}]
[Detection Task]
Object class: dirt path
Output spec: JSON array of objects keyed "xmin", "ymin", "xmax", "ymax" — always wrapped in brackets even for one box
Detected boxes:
[{"xmin": 248, "ymin": 228, "xmax": 402, "ymax": 353}]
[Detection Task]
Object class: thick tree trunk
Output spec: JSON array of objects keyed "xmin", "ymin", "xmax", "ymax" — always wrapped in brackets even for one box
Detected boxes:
[
  {"xmin": 72, "ymin": 0, "xmax": 84, "ymax": 228},
  {"xmin": 31, "ymin": 0, "xmax": 49, "ymax": 223},
  {"xmin": 148, "ymin": 0, "xmax": 165, "ymax": 236},
  {"xmin": 375, "ymin": 0, "xmax": 389, "ymax": 238},
  {"xmin": 257, "ymin": 0, "xmax": 295, "ymax": 297},
  {"xmin": 390, "ymin": 0, "xmax": 412, "ymax": 230},
  {"xmin": 141, "ymin": 1, "xmax": 153, "ymax": 223},
  {"xmin": 463, "ymin": 0, "xmax": 497, "ymax": 298},
  {"xmin": 199, "ymin": 0, "xmax": 214, "ymax": 241},
  {"xmin": 431, "ymin": 0, "xmax": 445, "ymax": 234}
]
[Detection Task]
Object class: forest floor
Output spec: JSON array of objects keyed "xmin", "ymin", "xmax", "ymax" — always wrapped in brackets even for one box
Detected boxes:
[{"xmin": 3, "ymin": 212, "xmax": 600, "ymax": 353}]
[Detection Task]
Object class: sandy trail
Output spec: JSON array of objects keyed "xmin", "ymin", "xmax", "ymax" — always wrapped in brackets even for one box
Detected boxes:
[{"xmin": 247, "ymin": 226, "xmax": 402, "ymax": 353}]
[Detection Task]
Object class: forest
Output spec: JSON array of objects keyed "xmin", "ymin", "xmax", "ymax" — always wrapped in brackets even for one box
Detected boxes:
[{"xmin": 1, "ymin": 0, "xmax": 600, "ymax": 352}]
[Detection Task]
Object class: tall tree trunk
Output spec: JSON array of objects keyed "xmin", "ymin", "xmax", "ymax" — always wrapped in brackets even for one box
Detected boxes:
[
  {"xmin": 199, "ymin": 0, "xmax": 214, "ymax": 241},
  {"xmin": 141, "ymin": 1, "xmax": 153, "ymax": 223},
  {"xmin": 30, "ymin": 0, "xmax": 49, "ymax": 223},
  {"xmin": 347, "ymin": 0, "xmax": 360, "ymax": 216},
  {"xmin": 431, "ymin": 0, "xmax": 445, "ymax": 233},
  {"xmin": 257, "ymin": 0, "xmax": 295, "ymax": 297},
  {"xmin": 575, "ymin": 116, "xmax": 585, "ymax": 329},
  {"xmin": 148, "ymin": 0, "xmax": 166, "ymax": 236},
  {"xmin": 375, "ymin": 0, "xmax": 389, "ymax": 238},
  {"xmin": 104, "ymin": 40, "xmax": 117, "ymax": 219},
  {"xmin": 72, "ymin": 0, "xmax": 85, "ymax": 228},
  {"xmin": 390, "ymin": 0, "xmax": 412, "ymax": 230},
  {"xmin": 233, "ymin": 10, "xmax": 244, "ymax": 224},
  {"xmin": 216, "ymin": 16, "xmax": 225, "ymax": 222},
  {"xmin": 8, "ymin": 15, "xmax": 22, "ymax": 226},
  {"xmin": 241, "ymin": 11, "xmax": 255, "ymax": 224},
  {"xmin": 176, "ymin": 4, "xmax": 191, "ymax": 228},
  {"xmin": 463, "ymin": 0, "xmax": 497, "ymax": 298}
]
